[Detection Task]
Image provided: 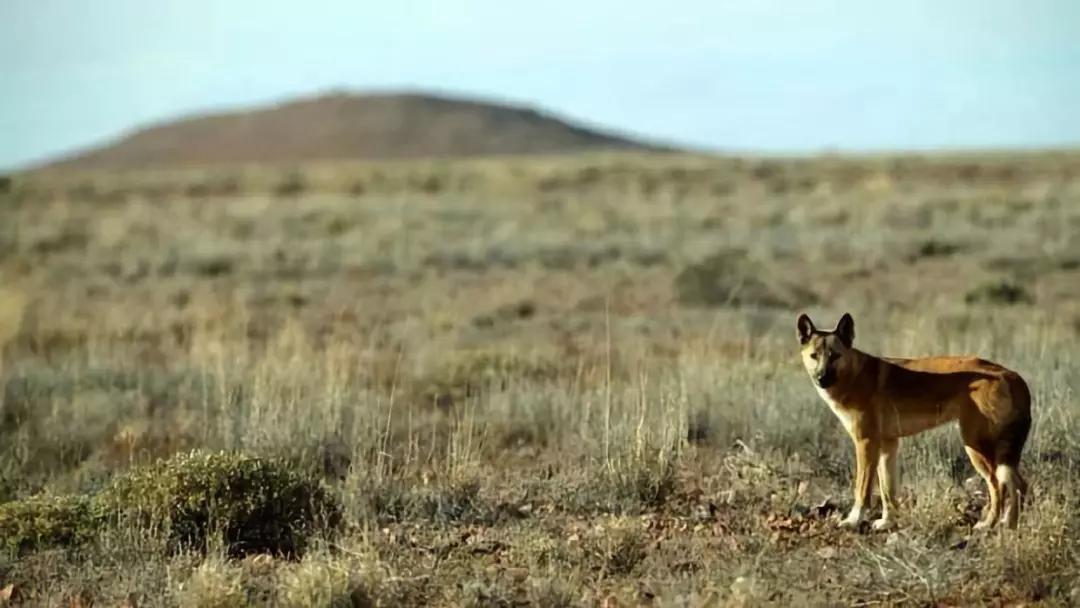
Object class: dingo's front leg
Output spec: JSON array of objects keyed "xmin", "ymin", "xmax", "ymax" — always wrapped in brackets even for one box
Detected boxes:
[{"xmin": 840, "ymin": 438, "xmax": 879, "ymax": 528}]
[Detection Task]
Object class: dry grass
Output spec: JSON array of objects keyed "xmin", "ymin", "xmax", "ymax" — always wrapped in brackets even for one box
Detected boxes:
[{"xmin": 1, "ymin": 151, "xmax": 1080, "ymax": 605}]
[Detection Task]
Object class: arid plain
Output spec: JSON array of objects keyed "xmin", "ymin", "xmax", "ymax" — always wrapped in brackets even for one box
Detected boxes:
[{"xmin": 2, "ymin": 151, "xmax": 1079, "ymax": 605}]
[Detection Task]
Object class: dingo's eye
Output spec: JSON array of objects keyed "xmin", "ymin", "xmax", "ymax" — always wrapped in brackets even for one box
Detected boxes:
[
  {"xmin": 829, "ymin": 353, "xmax": 841, "ymax": 363},
  {"xmin": 810, "ymin": 353, "xmax": 819, "ymax": 360}
]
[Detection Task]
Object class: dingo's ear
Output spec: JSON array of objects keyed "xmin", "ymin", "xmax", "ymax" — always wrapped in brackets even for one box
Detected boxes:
[
  {"xmin": 796, "ymin": 313, "xmax": 815, "ymax": 344},
  {"xmin": 835, "ymin": 313, "xmax": 855, "ymax": 348}
]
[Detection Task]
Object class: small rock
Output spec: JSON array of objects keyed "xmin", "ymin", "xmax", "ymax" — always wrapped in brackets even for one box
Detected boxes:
[
  {"xmin": 693, "ymin": 502, "xmax": 717, "ymax": 521},
  {"xmin": 730, "ymin": 576, "xmax": 755, "ymax": 597}
]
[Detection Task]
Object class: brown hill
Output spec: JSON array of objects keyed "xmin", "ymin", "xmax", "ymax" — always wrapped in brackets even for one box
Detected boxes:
[{"xmin": 43, "ymin": 91, "xmax": 663, "ymax": 170}]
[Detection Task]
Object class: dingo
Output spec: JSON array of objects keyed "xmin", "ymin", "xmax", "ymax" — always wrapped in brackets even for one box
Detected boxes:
[{"xmin": 797, "ymin": 313, "xmax": 1031, "ymax": 530}]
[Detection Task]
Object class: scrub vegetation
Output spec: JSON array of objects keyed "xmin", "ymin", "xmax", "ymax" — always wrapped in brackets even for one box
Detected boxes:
[{"xmin": 2, "ymin": 151, "xmax": 1079, "ymax": 605}]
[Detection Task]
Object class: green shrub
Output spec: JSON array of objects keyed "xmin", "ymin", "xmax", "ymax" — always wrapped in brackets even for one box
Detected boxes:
[
  {"xmin": 98, "ymin": 451, "xmax": 341, "ymax": 557},
  {"xmin": 0, "ymin": 451, "xmax": 340, "ymax": 558},
  {"xmin": 184, "ymin": 175, "xmax": 242, "ymax": 199},
  {"xmin": 274, "ymin": 171, "xmax": 307, "ymax": 198},
  {"xmin": 964, "ymin": 280, "xmax": 1034, "ymax": 306},
  {"xmin": 188, "ymin": 255, "xmax": 235, "ymax": 277},
  {"xmin": 675, "ymin": 248, "xmax": 817, "ymax": 308},
  {"xmin": 909, "ymin": 238, "xmax": 963, "ymax": 261},
  {"xmin": 0, "ymin": 494, "xmax": 97, "ymax": 555}
]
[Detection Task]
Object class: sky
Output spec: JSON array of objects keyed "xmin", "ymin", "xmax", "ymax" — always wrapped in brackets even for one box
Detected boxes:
[{"xmin": 2, "ymin": 0, "xmax": 1079, "ymax": 169}]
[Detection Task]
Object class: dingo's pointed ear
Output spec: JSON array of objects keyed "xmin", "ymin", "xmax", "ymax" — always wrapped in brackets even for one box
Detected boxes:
[
  {"xmin": 835, "ymin": 313, "xmax": 855, "ymax": 347},
  {"xmin": 796, "ymin": 313, "xmax": 815, "ymax": 344}
]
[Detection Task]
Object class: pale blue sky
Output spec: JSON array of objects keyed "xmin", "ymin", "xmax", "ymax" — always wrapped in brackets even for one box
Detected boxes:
[{"xmin": 2, "ymin": 0, "xmax": 1079, "ymax": 169}]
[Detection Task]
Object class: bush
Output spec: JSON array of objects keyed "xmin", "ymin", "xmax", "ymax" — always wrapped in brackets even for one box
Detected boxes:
[
  {"xmin": 964, "ymin": 280, "xmax": 1034, "ymax": 306},
  {"xmin": 909, "ymin": 238, "xmax": 963, "ymax": 261},
  {"xmin": 184, "ymin": 175, "xmax": 242, "ymax": 199},
  {"xmin": 98, "ymin": 451, "xmax": 341, "ymax": 557},
  {"xmin": 0, "ymin": 494, "xmax": 97, "ymax": 555},
  {"xmin": 188, "ymin": 255, "xmax": 235, "ymax": 277},
  {"xmin": 675, "ymin": 249, "xmax": 817, "ymax": 308},
  {"xmin": 274, "ymin": 171, "xmax": 307, "ymax": 198},
  {"xmin": 0, "ymin": 451, "xmax": 340, "ymax": 558}
]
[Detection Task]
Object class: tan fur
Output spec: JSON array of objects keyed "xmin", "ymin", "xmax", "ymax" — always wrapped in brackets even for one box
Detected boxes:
[{"xmin": 797, "ymin": 313, "xmax": 1031, "ymax": 530}]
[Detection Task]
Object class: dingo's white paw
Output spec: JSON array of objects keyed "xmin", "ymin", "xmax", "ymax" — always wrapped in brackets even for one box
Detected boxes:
[
  {"xmin": 871, "ymin": 517, "xmax": 894, "ymax": 532},
  {"xmin": 838, "ymin": 511, "xmax": 862, "ymax": 528}
]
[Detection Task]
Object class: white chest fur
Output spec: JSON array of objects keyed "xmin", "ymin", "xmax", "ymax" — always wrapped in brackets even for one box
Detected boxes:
[{"xmin": 816, "ymin": 385, "xmax": 855, "ymax": 435}]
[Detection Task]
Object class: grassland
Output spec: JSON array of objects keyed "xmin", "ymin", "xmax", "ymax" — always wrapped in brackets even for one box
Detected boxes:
[{"xmin": 1, "ymin": 151, "xmax": 1079, "ymax": 606}]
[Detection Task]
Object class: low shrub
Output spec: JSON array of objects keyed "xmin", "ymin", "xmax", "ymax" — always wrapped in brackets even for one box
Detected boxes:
[
  {"xmin": 909, "ymin": 238, "xmax": 963, "ymax": 261},
  {"xmin": 274, "ymin": 171, "xmax": 307, "ymax": 198},
  {"xmin": 675, "ymin": 248, "xmax": 817, "ymax": 308},
  {"xmin": 98, "ymin": 451, "xmax": 341, "ymax": 557},
  {"xmin": 964, "ymin": 280, "xmax": 1034, "ymax": 306},
  {"xmin": 0, "ymin": 451, "xmax": 341, "ymax": 558},
  {"xmin": 0, "ymin": 494, "xmax": 97, "ymax": 555}
]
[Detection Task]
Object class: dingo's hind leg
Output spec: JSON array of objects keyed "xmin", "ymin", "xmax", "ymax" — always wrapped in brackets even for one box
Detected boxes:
[
  {"xmin": 996, "ymin": 464, "xmax": 1028, "ymax": 529},
  {"xmin": 964, "ymin": 445, "xmax": 1000, "ymax": 530}
]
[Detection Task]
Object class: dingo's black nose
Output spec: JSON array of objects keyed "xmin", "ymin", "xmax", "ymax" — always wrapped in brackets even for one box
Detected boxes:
[{"xmin": 817, "ymin": 369, "xmax": 837, "ymax": 388}]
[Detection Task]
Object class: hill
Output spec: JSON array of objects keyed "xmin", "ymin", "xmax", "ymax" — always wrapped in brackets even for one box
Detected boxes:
[{"xmin": 41, "ymin": 91, "xmax": 663, "ymax": 170}]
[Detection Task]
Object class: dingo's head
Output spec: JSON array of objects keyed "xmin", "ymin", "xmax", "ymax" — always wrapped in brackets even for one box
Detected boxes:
[{"xmin": 796, "ymin": 313, "xmax": 855, "ymax": 389}]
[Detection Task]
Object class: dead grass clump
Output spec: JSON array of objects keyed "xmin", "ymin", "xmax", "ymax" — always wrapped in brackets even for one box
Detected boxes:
[
  {"xmin": 593, "ymin": 526, "xmax": 649, "ymax": 576},
  {"xmin": 975, "ymin": 499, "xmax": 1077, "ymax": 602},
  {"xmin": 274, "ymin": 553, "xmax": 371, "ymax": 607},
  {"xmin": 606, "ymin": 460, "xmax": 678, "ymax": 512},
  {"xmin": 178, "ymin": 556, "xmax": 248, "ymax": 608}
]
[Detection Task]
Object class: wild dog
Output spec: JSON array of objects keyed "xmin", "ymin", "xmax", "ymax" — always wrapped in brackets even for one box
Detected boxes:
[{"xmin": 796, "ymin": 313, "xmax": 1031, "ymax": 530}]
